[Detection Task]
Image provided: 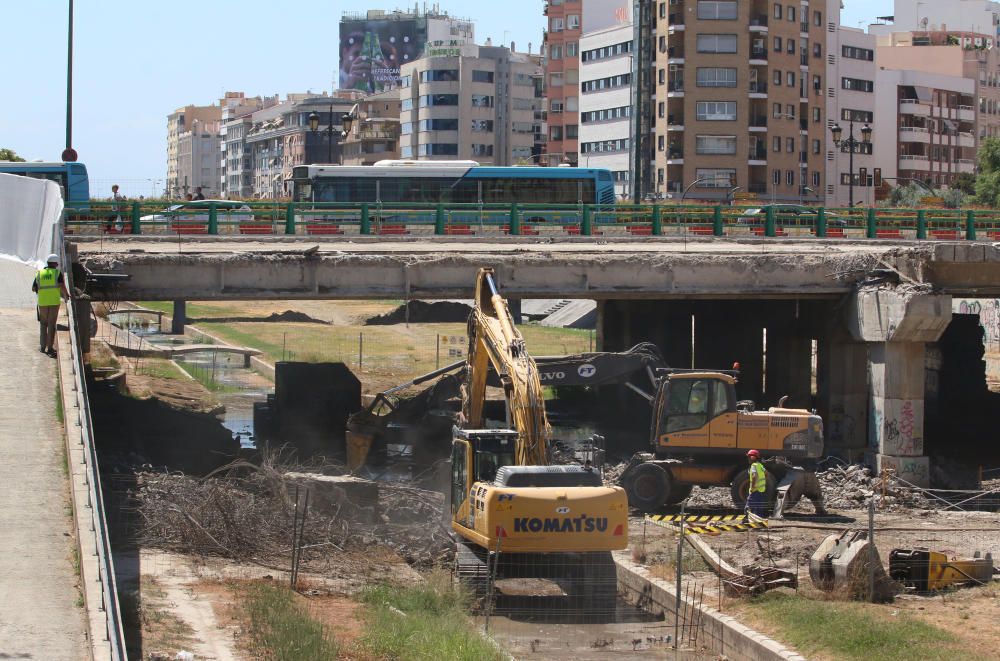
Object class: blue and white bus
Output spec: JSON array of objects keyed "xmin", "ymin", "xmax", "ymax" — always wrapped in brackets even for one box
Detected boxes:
[
  {"xmin": 0, "ymin": 161, "xmax": 90, "ymax": 209},
  {"xmin": 290, "ymin": 160, "xmax": 617, "ymax": 206}
]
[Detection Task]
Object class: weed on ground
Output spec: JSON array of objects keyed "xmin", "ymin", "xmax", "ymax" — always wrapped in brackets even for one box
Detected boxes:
[{"xmin": 237, "ymin": 582, "xmax": 339, "ymax": 660}]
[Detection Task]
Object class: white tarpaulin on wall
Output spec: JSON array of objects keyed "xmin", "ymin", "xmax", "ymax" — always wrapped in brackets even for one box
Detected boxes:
[{"xmin": 0, "ymin": 173, "xmax": 64, "ymax": 307}]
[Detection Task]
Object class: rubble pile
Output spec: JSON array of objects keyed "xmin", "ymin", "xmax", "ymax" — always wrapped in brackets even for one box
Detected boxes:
[
  {"xmin": 816, "ymin": 464, "xmax": 932, "ymax": 511},
  {"xmin": 136, "ymin": 458, "xmax": 453, "ymax": 571}
]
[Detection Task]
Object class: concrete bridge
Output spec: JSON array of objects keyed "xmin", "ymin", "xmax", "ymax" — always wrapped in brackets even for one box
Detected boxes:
[{"xmin": 70, "ymin": 234, "xmax": 1000, "ymax": 487}]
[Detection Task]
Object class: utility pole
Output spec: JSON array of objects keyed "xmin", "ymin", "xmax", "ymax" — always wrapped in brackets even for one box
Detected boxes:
[{"xmin": 62, "ymin": 0, "xmax": 78, "ymax": 162}]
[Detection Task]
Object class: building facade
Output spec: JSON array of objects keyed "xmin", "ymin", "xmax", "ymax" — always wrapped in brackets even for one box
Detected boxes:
[
  {"xmin": 543, "ymin": 0, "xmax": 584, "ymax": 165},
  {"xmin": 655, "ymin": 0, "xmax": 839, "ymax": 203},
  {"xmin": 220, "ymin": 93, "xmax": 279, "ymax": 199},
  {"xmin": 825, "ymin": 26, "xmax": 877, "ymax": 206},
  {"xmin": 174, "ymin": 120, "xmax": 221, "ymax": 198},
  {"xmin": 889, "ymin": 0, "xmax": 1000, "ymax": 35},
  {"xmin": 167, "ymin": 104, "xmax": 222, "ymax": 197},
  {"xmin": 341, "ymin": 90, "xmax": 402, "ymax": 166},
  {"xmin": 579, "ymin": 22, "xmax": 633, "ymax": 195},
  {"xmin": 398, "ymin": 44, "xmax": 543, "ymax": 165}
]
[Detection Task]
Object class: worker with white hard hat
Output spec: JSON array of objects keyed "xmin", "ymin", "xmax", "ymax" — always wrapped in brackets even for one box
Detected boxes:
[{"xmin": 31, "ymin": 253, "xmax": 69, "ymax": 356}]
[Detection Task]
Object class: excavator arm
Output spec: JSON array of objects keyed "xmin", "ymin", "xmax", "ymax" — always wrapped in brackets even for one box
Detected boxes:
[{"xmin": 463, "ymin": 268, "xmax": 549, "ymax": 467}]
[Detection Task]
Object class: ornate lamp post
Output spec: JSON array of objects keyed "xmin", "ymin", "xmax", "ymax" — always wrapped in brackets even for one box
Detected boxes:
[
  {"xmin": 307, "ymin": 104, "xmax": 336, "ymax": 164},
  {"xmin": 830, "ymin": 121, "xmax": 872, "ymax": 207}
]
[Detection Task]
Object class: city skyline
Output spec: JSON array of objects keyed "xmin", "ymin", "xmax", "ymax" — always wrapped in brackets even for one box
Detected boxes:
[{"xmin": 4, "ymin": 0, "xmax": 893, "ymax": 196}]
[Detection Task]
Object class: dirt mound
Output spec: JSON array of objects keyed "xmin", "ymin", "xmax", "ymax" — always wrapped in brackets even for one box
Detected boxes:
[
  {"xmin": 188, "ymin": 310, "xmax": 329, "ymax": 324},
  {"xmin": 365, "ymin": 300, "xmax": 471, "ymax": 325}
]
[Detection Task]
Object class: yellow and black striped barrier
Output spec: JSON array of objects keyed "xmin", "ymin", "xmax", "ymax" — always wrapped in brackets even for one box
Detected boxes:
[{"xmin": 645, "ymin": 513, "xmax": 769, "ymax": 535}]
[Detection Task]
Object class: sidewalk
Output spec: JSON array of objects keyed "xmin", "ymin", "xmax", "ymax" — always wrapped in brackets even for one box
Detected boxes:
[{"xmin": 0, "ymin": 260, "xmax": 87, "ymax": 660}]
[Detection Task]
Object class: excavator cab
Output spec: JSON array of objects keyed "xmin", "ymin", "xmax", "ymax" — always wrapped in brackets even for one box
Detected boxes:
[
  {"xmin": 653, "ymin": 372, "xmax": 739, "ymax": 453},
  {"xmin": 450, "ymin": 429, "xmax": 518, "ymax": 521}
]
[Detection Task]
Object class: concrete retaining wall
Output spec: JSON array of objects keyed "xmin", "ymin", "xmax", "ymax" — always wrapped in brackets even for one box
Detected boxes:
[{"xmin": 614, "ymin": 552, "xmax": 806, "ymax": 661}]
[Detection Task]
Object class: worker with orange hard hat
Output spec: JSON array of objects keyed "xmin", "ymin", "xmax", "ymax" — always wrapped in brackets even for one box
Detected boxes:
[{"xmin": 746, "ymin": 449, "xmax": 767, "ymax": 518}]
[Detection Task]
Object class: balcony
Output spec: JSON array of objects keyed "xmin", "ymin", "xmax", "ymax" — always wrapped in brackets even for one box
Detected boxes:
[
  {"xmin": 958, "ymin": 131, "xmax": 975, "ymax": 148},
  {"xmin": 957, "ymin": 159, "xmax": 976, "ymax": 173},
  {"xmin": 749, "ymin": 81, "xmax": 768, "ymax": 98},
  {"xmin": 899, "ymin": 154, "xmax": 931, "ymax": 171},
  {"xmin": 666, "ymin": 147, "xmax": 684, "ymax": 165},
  {"xmin": 750, "ymin": 47, "xmax": 768, "ymax": 64},
  {"xmin": 957, "ymin": 105, "xmax": 976, "ymax": 121},
  {"xmin": 668, "ymin": 13, "xmax": 685, "ymax": 31},
  {"xmin": 749, "ymin": 116, "xmax": 768, "ymax": 131},
  {"xmin": 667, "ymin": 80, "xmax": 685, "ymax": 97},
  {"xmin": 749, "ymin": 15, "xmax": 768, "ymax": 31},
  {"xmin": 666, "ymin": 115, "xmax": 684, "ymax": 130},
  {"xmin": 748, "ymin": 146, "xmax": 767, "ymax": 165},
  {"xmin": 667, "ymin": 47, "xmax": 685, "ymax": 64},
  {"xmin": 899, "ymin": 126, "xmax": 930, "ymax": 143},
  {"xmin": 900, "ymin": 99, "xmax": 930, "ymax": 116}
]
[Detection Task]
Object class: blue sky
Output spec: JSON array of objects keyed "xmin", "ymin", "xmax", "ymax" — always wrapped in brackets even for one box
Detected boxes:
[{"xmin": 2, "ymin": 1, "xmax": 893, "ymax": 197}]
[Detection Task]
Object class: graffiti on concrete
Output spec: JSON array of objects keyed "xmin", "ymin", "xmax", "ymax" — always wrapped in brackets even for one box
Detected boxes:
[
  {"xmin": 897, "ymin": 458, "xmax": 929, "ymax": 485},
  {"xmin": 871, "ymin": 398, "xmax": 922, "ymax": 456}
]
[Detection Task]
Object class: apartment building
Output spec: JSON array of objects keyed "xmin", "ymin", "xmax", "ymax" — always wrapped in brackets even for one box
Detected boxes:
[
  {"xmin": 543, "ymin": 0, "xmax": 583, "ymax": 165},
  {"xmin": 889, "ymin": 0, "xmax": 1000, "ymax": 34},
  {"xmin": 167, "ymin": 104, "xmax": 222, "ymax": 197},
  {"xmin": 221, "ymin": 93, "xmax": 279, "ymax": 199},
  {"xmin": 655, "ymin": 0, "xmax": 839, "ymax": 203},
  {"xmin": 397, "ymin": 43, "xmax": 543, "ymax": 165},
  {"xmin": 174, "ymin": 121, "xmax": 221, "ymax": 198},
  {"xmin": 825, "ymin": 26, "xmax": 877, "ymax": 206},
  {"xmin": 579, "ymin": 22, "xmax": 633, "ymax": 195},
  {"xmin": 341, "ymin": 90, "xmax": 402, "ymax": 166}
]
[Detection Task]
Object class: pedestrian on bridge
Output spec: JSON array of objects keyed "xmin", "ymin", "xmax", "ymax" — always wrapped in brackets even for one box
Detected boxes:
[{"xmin": 31, "ymin": 253, "xmax": 69, "ymax": 357}]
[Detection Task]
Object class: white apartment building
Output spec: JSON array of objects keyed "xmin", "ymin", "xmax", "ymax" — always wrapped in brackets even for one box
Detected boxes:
[
  {"xmin": 825, "ymin": 26, "xmax": 877, "ymax": 206},
  {"xmin": 579, "ymin": 22, "xmax": 633, "ymax": 196},
  {"xmin": 398, "ymin": 43, "xmax": 543, "ymax": 164},
  {"xmin": 890, "ymin": 0, "xmax": 1000, "ymax": 35},
  {"xmin": 175, "ymin": 120, "xmax": 221, "ymax": 198},
  {"xmin": 220, "ymin": 93, "xmax": 279, "ymax": 199}
]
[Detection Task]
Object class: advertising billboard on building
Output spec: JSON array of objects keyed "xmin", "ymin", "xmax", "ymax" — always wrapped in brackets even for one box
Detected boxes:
[
  {"xmin": 583, "ymin": 0, "xmax": 633, "ymax": 32},
  {"xmin": 339, "ymin": 18, "xmax": 426, "ymax": 93}
]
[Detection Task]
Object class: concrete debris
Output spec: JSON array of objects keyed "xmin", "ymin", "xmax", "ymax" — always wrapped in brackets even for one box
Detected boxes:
[{"xmin": 816, "ymin": 464, "xmax": 932, "ymax": 511}]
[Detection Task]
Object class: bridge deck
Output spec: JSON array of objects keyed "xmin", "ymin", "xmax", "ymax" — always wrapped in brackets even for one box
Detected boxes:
[{"xmin": 0, "ymin": 261, "xmax": 87, "ymax": 659}]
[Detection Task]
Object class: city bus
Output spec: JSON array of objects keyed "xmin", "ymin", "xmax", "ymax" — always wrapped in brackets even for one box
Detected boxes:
[
  {"xmin": 290, "ymin": 160, "xmax": 617, "ymax": 206},
  {"xmin": 0, "ymin": 161, "xmax": 90, "ymax": 209}
]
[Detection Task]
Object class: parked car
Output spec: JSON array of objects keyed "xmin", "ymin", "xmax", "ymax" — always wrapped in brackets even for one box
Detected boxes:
[
  {"xmin": 737, "ymin": 204, "xmax": 845, "ymax": 226},
  {"xmin": 139, "ymin": 200, "xmax": 253, "ymax": 224}
]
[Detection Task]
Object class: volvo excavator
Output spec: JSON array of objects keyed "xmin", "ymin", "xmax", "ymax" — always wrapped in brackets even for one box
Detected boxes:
[{"xmin": 450, "ymin": 268, "xmax": 629, "ymax": 612}]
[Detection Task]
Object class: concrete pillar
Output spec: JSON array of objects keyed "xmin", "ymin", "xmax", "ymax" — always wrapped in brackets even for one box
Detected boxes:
[
  {"xmin": 171, "ymin": 299, "xmax": 187, "ymax": 335},
  {"xmin": 848, "ymin": 290, "xmax": 952, "ymax": 487},
  {"xmin": 817, "ymin": 333, "xmax": 868, "ymax": 459}
]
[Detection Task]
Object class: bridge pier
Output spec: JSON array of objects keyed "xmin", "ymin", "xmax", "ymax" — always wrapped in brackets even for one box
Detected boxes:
[
  {"xmin": 171, "ymin": 299, "xmax": 186, "ymax": 334},
  {"xmin": 848, "ymin": 290, "xmax": 953, "ymax": 487}
]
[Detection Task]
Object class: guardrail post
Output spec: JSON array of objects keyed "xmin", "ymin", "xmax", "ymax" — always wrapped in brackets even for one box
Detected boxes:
[
  {"xmin": 130, "ymin": 202, "xmax": 141, "ymax": 235},
  {"xmin": 360, "ymin": 203, "xmax": 371, "ymax": 235},
  {"xmin": 866, "ymin": 208, "xmax": 877, "ymax": 239},
  {"xmin": 816, "ymin": 207, "xmax": 827, "ymax": 237},
  {"xmin": 966, "ymin": 209, "xmax": 977, "ymax": 241},
  {"xmin": 509, "ymin": 203, "xmax": 521, "ymax": 236},
  {"xmin": 208, "ymin": 202, "xmax": 218, "ymax": 235},
  {"xmin": 765, "ymin": 205, "xmax": 776, "ymax": 237},
  {"xmin": 284, "ymin": 203, "xmax": 296, "ymax": 235},
  {"xmin": 916, "ymin": 209, "xmax": 927, "ymax": 240},
  {"xmin": 652, "ymin": 205, "xmax": 662, "ymax": 235},
  {"xmin": 435, "ymin": 203, "xmax": 445, "ymax": 235},
  {"xmin": 582, "ymin": 205, "xmax": 592, "ymax": 236},
  {"xmin": 713, "ymin": 206, "xmax": 723, "ymax": 236}
]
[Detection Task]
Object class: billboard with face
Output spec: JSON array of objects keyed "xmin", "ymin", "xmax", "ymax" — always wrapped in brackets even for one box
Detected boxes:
[{"xmin": 339, "ymin": 18, "xmax": 426, "ymax": 93}]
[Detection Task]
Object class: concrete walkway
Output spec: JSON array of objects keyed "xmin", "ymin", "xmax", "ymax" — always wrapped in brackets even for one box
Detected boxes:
[{"xmin": 0, "ymin": 260, "xmax": 87, "ymax": 660}]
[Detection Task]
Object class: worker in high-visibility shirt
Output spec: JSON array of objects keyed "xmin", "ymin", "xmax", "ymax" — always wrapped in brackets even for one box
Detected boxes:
[
  {"xmin": 31, "ymin": 253, "xmax": 69, "ymax": 357},
  {"xmin": 745, "ymin": 449, "xmax": 767, "ymax": 517}
]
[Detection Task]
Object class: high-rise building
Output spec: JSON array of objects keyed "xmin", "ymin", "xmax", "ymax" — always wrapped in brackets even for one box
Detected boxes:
[
  {"xmin": 167, "ymin": 104, "xmax": 222, "ymax": 197},
  {"xmin": 398, "ymin": 43, "xmax": 544, "ymax": 165},
  {"xmin": 340, "ymin": 90, "xmax": 402, "ymax": 166},
  {"xmin": 654, "ymin": 0, "xmax": 839, "ymax": 204},
  {"xmin": 542, "ymin": 0, "xmax": 584, "ymax": 166},
  {"xmin": 220, "ymin": 93, "xmax": 280, "ymax": 199},
  {"xmin": 579, "ymin": 21, "xmax": 633, "ymax": 196}
]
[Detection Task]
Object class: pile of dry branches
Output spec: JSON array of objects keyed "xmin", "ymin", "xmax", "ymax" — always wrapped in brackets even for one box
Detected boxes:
[{"xmin": 135, "ymin": 454, "xmax": 453, "ymax": 570}]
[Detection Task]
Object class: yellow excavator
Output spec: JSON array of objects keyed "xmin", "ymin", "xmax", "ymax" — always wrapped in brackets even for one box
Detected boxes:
[{"xmin": 450, "ymin": 268, "xmax": 629, "ymax": 611}]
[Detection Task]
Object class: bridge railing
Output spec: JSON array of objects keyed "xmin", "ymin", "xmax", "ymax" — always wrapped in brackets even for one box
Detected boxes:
[{"xmin": 63, "ymin": 201, "xmax": 1000, "ymax": 240}]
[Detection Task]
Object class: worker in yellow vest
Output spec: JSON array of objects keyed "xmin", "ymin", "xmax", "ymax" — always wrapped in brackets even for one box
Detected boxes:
[
  {"xmin": 31, "ymin": 253, "xmax": 69, "ymax": 357},
  {"xmin": 746, "ymin": 449, "xmax": 767, "ymax": 517}
]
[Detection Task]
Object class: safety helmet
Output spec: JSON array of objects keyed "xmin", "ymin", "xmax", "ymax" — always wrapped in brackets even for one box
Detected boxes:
[
  {"xmin": 45, "ymin": 253, "xmax": 59, "ymax": 266},
  {"xmin": 746, "ymin": 449, "xmax": 760, "ymax": 458}
]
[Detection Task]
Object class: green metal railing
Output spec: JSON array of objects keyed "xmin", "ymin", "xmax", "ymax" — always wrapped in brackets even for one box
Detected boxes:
[{"xmin": 62, "ymin": 201, "xmax": 1000, "ymax": 241}]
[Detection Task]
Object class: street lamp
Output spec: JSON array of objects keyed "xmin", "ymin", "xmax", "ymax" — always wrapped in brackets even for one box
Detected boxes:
[
  {"xmin": 726, "ymin": 186, "xmax": 742, "ymax": 206},
  {"xmin": 830, "ymin": 120, "xmax": 872, "ymax": 208},
  {"xmin": 308, "ymin": 103, "xmax": 336, "ymax": 164},
  {"xmin": 680, "ymin": 177, "xmax": 724, "ymax": 203}
]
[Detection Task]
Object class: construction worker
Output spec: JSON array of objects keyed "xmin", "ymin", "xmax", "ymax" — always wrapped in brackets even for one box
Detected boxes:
[
  {"xmin": 746, "ymin": 449, "xmax": 767, "ymax": 518},
  {"xmin": 32, "ymin": 253, "xmax": 69, "ymax": 357}
]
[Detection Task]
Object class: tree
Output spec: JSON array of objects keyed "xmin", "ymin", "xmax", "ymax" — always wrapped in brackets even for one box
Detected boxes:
[
  {"xmin": 953, "ymin": 172, "xmax": 977, "ymax": 195},
  {"xmin": 0, "ymin": 148, "xmax": 25, "ymax": 162},
  {"xmin": 975, "ymin": 137, "xmax": 1000, "ymax": 207}
]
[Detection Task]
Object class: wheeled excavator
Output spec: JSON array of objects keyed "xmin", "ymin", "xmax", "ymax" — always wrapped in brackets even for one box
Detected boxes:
[{"xmin": 450, "ymin": 268, "xmax": 629, "ymax": 611}]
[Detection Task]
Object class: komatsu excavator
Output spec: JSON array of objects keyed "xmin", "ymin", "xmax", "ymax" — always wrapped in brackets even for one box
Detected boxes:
[{"xmin": 450, "ymin": 268, "xmax": 629, "ymax": 611}]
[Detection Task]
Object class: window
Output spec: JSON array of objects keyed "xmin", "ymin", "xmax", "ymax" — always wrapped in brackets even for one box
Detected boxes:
[
  {"xmin": 697, "ymin": 34, "xmax": 737, "ymax": 53},
  {"xmin": 772, "ymin": 102, "xmax": 782, "ymax": 118},
  {"xmin": 842, "ymin": 45, "xmax": 874, "ymax": 61},
  {"xmin": 565, "ymin": 96, "xmax": 578, "ymax": 111},
  {"xmin": 812, "ymin": 139, "xmax": 820, "ymax": 154},
  {"xmin": 549, "ymin": 45, "xmax": 563, "ymax": 60},
  {"xmin": 567, "ymin": 42, "xmax": 578, "ymax": 56},
  {"xmin": 814, "ymin": 10, "xmax": 822, "ymax": 26},
  {"xmin": 696, "ymin": 135, "xmax": 737, "ymax": 154},
  {"xmin": 472, "ymin": 70, "xmax": 495, "ymax": 83},
  {"xmin": 566, "ymin": 124, "xmax": 578, "ymax": 139},
  {"xmin": 842, "ymin": 77, "xmax": 874, "ymax": 92},
  {"xmin": 568, "ymin": 14, "xmax": 580, "ymax": 29},
  {"xmin": 419, "ymin": 69, "xmax": 458, "ymax": 82},
  {"xmin": 812, "ymin": 171, "xmax": 821, "ymax": 187},
  {"xmin": 813, "ymin": 43, "xmax": 822, "ymax": 58},
  {"xmin": 785, "ymin": 105, "xmax": 795, "ymax": 118},
  {"xmin": 581, "ymin": 73, "xmax": 632, "ymax": 92},
  {"xmin": 774, "ymin": 36, "xmax": 783, "ymax": 52},
  {"xmin": 786, "ymin": 137, "xmax": 795, "ymax": 153},
  {"xmin": 772, "ymin": 136, "xmax": 781, "ymax": 152},
  {"xmin": 774, "ymin": 70, "xmax": 782, "ymax": 85},
  {"xmin": 787, "ymin": 170, "xmax": 795, "ymax": 186},
  {"xmin": 551, "ymin": 17, "xmax": 564, "ymax": 31},
  {"xmin": 813, "ymin": 107, "xmax": 822, "ymax": 122},
  {"xmin": 772, "ymin": 169, "xmax": 781, "ymax": 185},
  {"xmin": 712, "ymin": 380, "xmax": 732, "ymax": 416},
  {"xmin": 787, "ymin": 5, "xmax": 795, "ymax": 21},
  {"xmin": 419, "ymin": 94, "xmax": 458, "ymax": 107},
  {"xmin": 787, "ymin": 39, "xmax": 796, "ymax": 54},
  {"xmin": 582, "ymin": 40, "xmax": 631, "ymax": 61},
  {"xmin": 418, "ymin": 118, "xmax": 459, "ymax": 131},
  {"xmin": 813, "ymin": 75, "xmax": 821, "ymax": 92},
  {"xmin": 663, "ymin": 378, "xmax": 710, "ymax": 433},
  {"xmin": 470, "ymin": 119, "xmax": 494, "ymax": 132},
  {"xmin": 400, "ymin": 75, "xmax": 412, "ymax": 88},
  {"xmin": 401, "ymin": 98, "xmax": 414, "ymax": 112},
  {"xmin": 471, "ymin": 94, "xmax": 494, "ymax": 107},
  {"xmin": 696, "ymin": 67, "xmax": 737, "ymax": 87},
  {"xmin": 550, "ymin": 72, "xmax": 564, "ymax": 87},
  {"xmin": 470, "ymin": 144, "xmax": 494, "ymax": 157},
  {"xmin": 787, "ymin": 71, "xmax": 796, "ymax": 87},
  {"xmin": 417, "ymin": 143, "xmax": 459, "ymax": 156},
  {"xmin": 658, "ymin": 135, "xmax": 665, "ymax": 151},
  {"xmin": 550, "ymin": 126, "xmax": 563, "ymax": 140},
  {"xmin": 696, "ymin": 101, "xmax": 737, "ymax": 120},
  {"xmin": 695, "ymin": 168, "xmax": 736, "ymax": 187},
  {"xmin": 697, "ymin": 1, "xmax": 737, "ymax": 19},
  {"xmin": 841, "ymin": 108, "xmax": 874, "ymax": 123},
  {"xmin": 774, "ymin": 3, "xmax": 782, "ymax": 19},
  {"xmin": 659, "ymin": 68, "xmax": 666, "ymax": 84}
]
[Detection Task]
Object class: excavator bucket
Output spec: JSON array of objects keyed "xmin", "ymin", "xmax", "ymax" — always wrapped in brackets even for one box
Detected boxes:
[
  {"xmin": 772, "ymin": 468, "xmax": 826, "ymax": 518},
  {"xmin": 346, "ymin": 430, "xmax": 374, "ymax": 471},
  {"xmin": 809, "ymin": 531, "xmax": 898, "ymax": 602}
]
